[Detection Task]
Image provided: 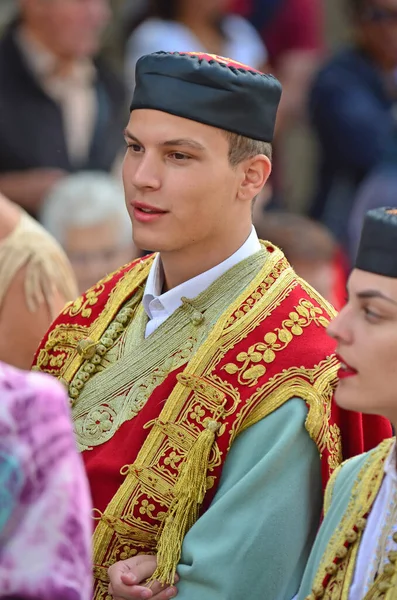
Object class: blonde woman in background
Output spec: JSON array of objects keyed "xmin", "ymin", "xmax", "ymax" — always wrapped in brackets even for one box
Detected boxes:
[{"xmin": 0, "ymin": 193, "xmax": 77, "ymax": 369}]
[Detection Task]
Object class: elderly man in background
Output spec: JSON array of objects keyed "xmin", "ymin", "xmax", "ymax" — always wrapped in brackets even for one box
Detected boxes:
[
  {"xmin": 41, "ymin": 171, "xmax": 141, "ymax": 294},
  {"xmin": 0, "ymin": 0, "xmax": 127, "ymax": 218},
  {"xmin": 0, "ymin": 193, "xmax": 77, "ymax": 369}
]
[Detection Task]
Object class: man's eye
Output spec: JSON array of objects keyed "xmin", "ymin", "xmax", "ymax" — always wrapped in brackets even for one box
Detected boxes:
[
  {"xmin": 126, "ymin": 143, "xmax": 143, "ymax": 153},
  {"xmin": 170, "ymin": 152, "xmax": 190, "ymax": 160}
]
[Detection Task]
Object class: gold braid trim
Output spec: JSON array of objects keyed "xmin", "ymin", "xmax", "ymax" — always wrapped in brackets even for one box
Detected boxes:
[
  {"xmin": 150, "ymin": 419, "xmax": 222, "ymax": 585},
  {"xmin": 324, "ymin": 463, "xmax": 344, "ymax": 517},
  {"xmin": 307, "ymin": 438, "xmax": 395, "ymax": 600},
  {"xmin": 35, "ymin": 257, "xmax": 155, "ymax": 384},
  {"xmin": 234, "ymin": 356, "xmax": 341, "ymax": 471}
]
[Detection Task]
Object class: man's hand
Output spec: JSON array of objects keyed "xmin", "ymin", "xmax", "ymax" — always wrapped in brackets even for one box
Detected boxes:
[{"xmin": 108, "ymin": 555, "xmax": 178, "ymax": 600}]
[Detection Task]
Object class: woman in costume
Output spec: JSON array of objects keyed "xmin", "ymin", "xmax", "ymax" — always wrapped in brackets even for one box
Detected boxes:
[
  {"xmin": 0, "ymin": 360, "xmax": 92, "ymax": 599},
  {"xmin": 298, "ymin": 207, "xmax": 397, "ymax": 599}
]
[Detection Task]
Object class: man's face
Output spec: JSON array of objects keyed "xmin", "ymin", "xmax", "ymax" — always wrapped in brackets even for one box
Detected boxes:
[
  {"xmin": 328, "ymin": 268, "xmax": 397, "ymax": 421},
  {"xmin": 25, "ymin": 0, "xmax": 110, "ymax": 59},
  {"xmin": 359, "ymin": 0, "xmax": 397, "ymax": 68},
  {"xmin": 123, "ymin": 109, "xmax": 250, "ymax": 255}
]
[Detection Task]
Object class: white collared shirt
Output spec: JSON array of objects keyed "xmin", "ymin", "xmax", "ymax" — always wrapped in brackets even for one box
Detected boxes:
[{"xmin": 143, "ymin": 228, "xmax": 261, "ymax": 338}]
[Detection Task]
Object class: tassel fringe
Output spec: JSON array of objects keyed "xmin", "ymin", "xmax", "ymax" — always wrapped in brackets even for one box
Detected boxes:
[{"xmin": 150, "ymin": 419, "xmax": 221, "ymax": 585}]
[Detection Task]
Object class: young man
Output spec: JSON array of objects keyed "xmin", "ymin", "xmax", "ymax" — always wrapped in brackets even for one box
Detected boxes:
[
  {"xmin": 32, "ymin": 52, "xmax": 391, "ymax": 600},
  {"xmin": 298, "ymin": 207, "xmax": 397, "ymax": 599}
]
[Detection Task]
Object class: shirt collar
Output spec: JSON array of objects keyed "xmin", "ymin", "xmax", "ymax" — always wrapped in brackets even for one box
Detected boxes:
[{"xmin": 143, "ymin": 227, "xmax": 262, "ymax": 319}]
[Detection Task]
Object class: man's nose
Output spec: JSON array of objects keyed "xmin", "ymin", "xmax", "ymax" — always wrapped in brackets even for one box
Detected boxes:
[{"xmin": 130, "ymin": 154, "xmax": 162, "ymax": 191}]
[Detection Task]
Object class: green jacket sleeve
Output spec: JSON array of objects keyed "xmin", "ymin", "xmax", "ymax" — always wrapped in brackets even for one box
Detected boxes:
[
  {"xmin": 297, "ymin": 451, "xmax": 369, "ymax": 599},
  {"xmin": 176, "ymin": 397, "xmax": 323, "ymax": 600}
]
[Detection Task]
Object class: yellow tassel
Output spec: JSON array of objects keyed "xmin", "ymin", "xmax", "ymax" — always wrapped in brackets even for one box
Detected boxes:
[{"xmin": 150, "ymin": 420, "xmax": 221, "ymax": 585}]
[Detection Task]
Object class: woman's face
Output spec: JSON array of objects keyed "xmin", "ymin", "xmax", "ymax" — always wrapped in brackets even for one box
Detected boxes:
[{"xmin": 328, "ymin": 268, "xmax": 397, "ymax": 421}]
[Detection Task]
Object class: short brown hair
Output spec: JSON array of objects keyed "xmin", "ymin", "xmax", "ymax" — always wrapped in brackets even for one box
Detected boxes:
[{"xmin": 224, "ymin": 131, "xmax": 273, "ymax": 167}]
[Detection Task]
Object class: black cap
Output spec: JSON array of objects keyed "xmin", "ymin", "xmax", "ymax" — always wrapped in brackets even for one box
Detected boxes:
[
  {"xmin": 130, "ymin": 51, "xmax": 282, "ymax": 143},
  {"xmin": 355, "ymin": 207, "xmax": 397, "ymax": 277}
]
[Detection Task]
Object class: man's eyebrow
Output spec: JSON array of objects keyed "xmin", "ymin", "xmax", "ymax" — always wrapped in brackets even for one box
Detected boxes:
[
  {"xmin": 123, "ymin": 131, "xmax": 206, "ymax": 151},
  {"xmin": 123, "ymin": 129, "xmax": 142, "ymax": 144},
  {"xmin": 356, "ymin": 289, "xmax": 397, "ymax": 306},
  {"xmin": 161, "ymin": 138, "xmax": 206, "ymax": 151}
]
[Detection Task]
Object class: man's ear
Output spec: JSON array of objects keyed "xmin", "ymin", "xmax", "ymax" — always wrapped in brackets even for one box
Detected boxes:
[{"xmin": 237, "ymin": 155, "xmax": 272, "ymax": 202}]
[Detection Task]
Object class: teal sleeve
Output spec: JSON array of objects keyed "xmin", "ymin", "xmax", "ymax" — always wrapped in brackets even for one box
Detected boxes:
[
  {"xmin": 176, "ymin": 397, "xmax": 323, "ymax": 600},
  {"xmin": 297, "ymin": 451, "xmax": 370, "ymax": 599}
]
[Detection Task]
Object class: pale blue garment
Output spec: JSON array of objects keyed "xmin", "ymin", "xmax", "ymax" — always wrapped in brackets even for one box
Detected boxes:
[
  {"xmin": 176, "ymin": 397, "xmax": 323, "ymax": 600},
  {"xmin": 297, "ymin": 450, "xmax": 372, "ymax": 599},
  {"xmin": 0, "ymin": 449, "xmax": 23, "ymax": 535}
]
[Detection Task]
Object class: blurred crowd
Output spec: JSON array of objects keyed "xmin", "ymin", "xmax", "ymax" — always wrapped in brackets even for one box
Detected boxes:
[{"xmin": 1, "ymin": 0, "xmax": 397, "ymax": 366}]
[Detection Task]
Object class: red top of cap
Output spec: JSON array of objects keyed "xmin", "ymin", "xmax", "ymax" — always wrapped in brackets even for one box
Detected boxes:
[{"xmin": 174, "ymin": 51, "xmax": 264, "ymax": 74}]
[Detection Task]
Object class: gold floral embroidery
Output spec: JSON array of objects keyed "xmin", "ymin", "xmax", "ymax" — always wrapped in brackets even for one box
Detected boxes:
[
  {"xmin": 223, "ymin": 299, "xmax": 330, "ymax": 386},
  {"xmin": 163, "ymin": 451, "xmax": 183, "ymax": 470},
  {"xmin": 34, "ymin": 324, "xmax": 88, "ymax": 372},
  {"xmin": 139, "ymin": 499, "xmax": 156, "ymax": 518},
  {"xmin": 63, "ymin": 284, "xmax": 107, "ymax": 319}
]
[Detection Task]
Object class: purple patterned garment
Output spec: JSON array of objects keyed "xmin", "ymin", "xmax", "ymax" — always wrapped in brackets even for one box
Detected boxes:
[{"xmin": 0, "ymin": 361, "xmax": 93, "ymax": 600}]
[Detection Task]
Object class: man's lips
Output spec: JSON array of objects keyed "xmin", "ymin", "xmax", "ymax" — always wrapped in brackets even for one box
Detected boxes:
[
  {"xmin": 335, "ymin": 353, "xmax": 358, "ymax": 380},
  {"xmin": 131, "ymin": 202, "xmax": 168, "ymax": 223}
]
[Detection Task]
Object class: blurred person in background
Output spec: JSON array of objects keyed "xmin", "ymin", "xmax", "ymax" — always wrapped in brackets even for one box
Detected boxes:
[
  {"xmin": 0, "ymin": 360, "xmax": 92, "ymax": 599},
  {"xmin": 41, "ymin": 171, "xmax": 141, "ymax": 294},
  {"xmin": 349, "ymin": 129, "xmax": 397, "ymax": 260},
  {"xmin": 0, "ymin": 0, "xmax": 127, "ymax": 219},
  {"xmin": 230, "ymin": 0, "xmax": 325, "ymax": 208},
  {"xmin": 232, "ymin": 0, "xmax": 324, "ymax": 133},
  {"xmin": 254, "ymin": 210, "xmax": 347, "ymax": 309},
  {"xmin": 0, "ymin": 193, "xmax": 77, "ymax": 370},
  {"xmin": 124, "ymin": 0, "xmax": 268, "ymax": 91},
  {"xmin": 309, "ymin": 0, "xmax": 397, "ymax": 247}
]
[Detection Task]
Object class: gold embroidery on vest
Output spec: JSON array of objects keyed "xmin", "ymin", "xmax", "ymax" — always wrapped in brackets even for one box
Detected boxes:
[
  {"xmin": 73, "ymin": 250, "xmax": 269, "ymax": 451},
  {"xmin": 307, "ymin": 439, "xmax": 394, "ymax": 600},
  {"xmin": 223, "ymin": 299, "xmax": 331, "ymax": 387},
  {"xmin": 34, "ymin": 258, "xmax": 154, "ymax": 381},
  {"xmin": 90, "ymin": 247, "xmax": 338, "ymax": 597}
]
